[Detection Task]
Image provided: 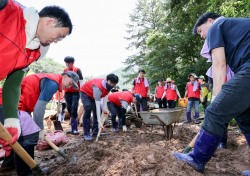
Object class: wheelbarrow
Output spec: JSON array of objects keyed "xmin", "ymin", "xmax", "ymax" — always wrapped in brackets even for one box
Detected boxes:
[{"xmin": 138, "ymin": 108, "xmax": 185, "ymax": 139}]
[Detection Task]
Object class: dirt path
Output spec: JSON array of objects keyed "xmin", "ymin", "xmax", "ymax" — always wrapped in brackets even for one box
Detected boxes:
[{"xmin": 1, "ymin": 111, "xmax": 249, "ymax": 176}]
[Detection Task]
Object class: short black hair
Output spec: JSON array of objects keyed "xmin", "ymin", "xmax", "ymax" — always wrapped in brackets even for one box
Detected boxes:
[
  {"xmin": 111, "ymin": 88, "xmax": 119, "ymax": 93},
  {"xmin": 106, "ymin": 73, "xmax": 119, "ymax": 84},
  {"xmin": 193, "ymin": 12, "xmax": 221, "ymax": 35},
  {"xmin": 138, "ymin": 69, "xmax": 145, "ymax": 74},
  {"xmin": 39, "ymin": 6, "xmax": 73, "ymax": 35},
  {"xmin": 64, "ymin": 56, "xmax": 75, "ymax": 63}
]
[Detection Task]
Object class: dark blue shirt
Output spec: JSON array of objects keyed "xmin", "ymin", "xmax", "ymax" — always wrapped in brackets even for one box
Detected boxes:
[
  {"xmin": 39, "ymin": 78, "xmax": 58, "ymax": 101},
  {"xmin": 207, "ymin": 18, "xmax": 250, "ymax": 73}
]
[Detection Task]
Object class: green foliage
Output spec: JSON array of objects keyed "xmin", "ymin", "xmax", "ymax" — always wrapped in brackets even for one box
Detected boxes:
[
  {"xmin": 29, "ymin": 57, "xmax": 65, "ymax": 74},
  {"xmin": 208, "ymin": 0, "xmax": 250, "ymax": 17}
]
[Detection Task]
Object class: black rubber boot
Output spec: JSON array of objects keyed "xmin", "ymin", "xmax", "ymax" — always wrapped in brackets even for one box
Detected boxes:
[
  {"xmin": 185, "ymin": 112, "xmax": 191, "ymax": 123},
  {"xmin": 217, "ymin": 131, "xmax": 228, "ymax": 149},
  {"xmin": 194, "ymin": 112, "xmax": 200, "ymax": 124},
  {"xmin": 14, "ymin": 145, "xmax": 35, "ymax": 176},
  {"xmin": 0, "ymin": 151, "xmax": 15, "ymax": 171}
]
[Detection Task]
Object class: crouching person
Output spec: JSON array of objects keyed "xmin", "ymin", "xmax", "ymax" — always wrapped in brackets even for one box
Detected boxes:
[
  {"xmin": 0, "ymin": 71, "xmax": 79, "ymax": 175},
  {"xmin": 107, "ymin": 89, "xmax": 137, "ymax": 132}
]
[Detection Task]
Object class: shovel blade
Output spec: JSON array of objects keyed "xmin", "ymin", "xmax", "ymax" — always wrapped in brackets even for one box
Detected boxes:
[
  {"xmin": 53, "ymin": 120, "xmax": 63, "ymax": 131},
  {"xmin": 66, "ymin": 153, "xmax": 77, "ymax": 163},
  {"xmin": 32, "ymin": 165, "xmax": 47, "ymax": 175}
]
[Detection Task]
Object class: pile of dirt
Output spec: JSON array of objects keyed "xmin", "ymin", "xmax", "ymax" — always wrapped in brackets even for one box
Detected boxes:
[{"xmin": 1, "ymin": 111, "xmax": 249, "ymax": 176}]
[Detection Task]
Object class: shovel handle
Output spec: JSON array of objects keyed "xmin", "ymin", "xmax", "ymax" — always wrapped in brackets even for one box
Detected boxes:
[
  {"xmin": 182, "ymin": 132, "xmax": 199, "ymax": 153},
  {"xmin": 44, "ymin": 136, "xmax": 65, "ymax": 158},
  {"xmin": 134, "ymin": 104, "xmax": 138, "ymax": 117},
  {"xmin": 96, "ymin": 114, "xmax": 108, "ymax": 142},
  {"xmin": 0, "ymin": 122, "xmax": 37, "ymax": 169}
]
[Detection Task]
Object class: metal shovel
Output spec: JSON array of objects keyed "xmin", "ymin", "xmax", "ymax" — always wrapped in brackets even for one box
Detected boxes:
[
  {"xmin": 53, "ymin": 92, "xmax": 63, "ymax": 131},
  {"xmin": 44, "ymin": 136, "xmax": 76, "ymax": 163}
]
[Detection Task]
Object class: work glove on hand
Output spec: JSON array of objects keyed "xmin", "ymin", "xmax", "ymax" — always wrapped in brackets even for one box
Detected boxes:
[
  {"xmin": 39, "ymin": 129, "xmax": 46, "ymax": 141},
  {"xmin": 0, "ymin": 118, "xmax": 21, "ymax": 156},
  {"xmin": 122, "ymin": 125, "xmax": 127, "ymax": 132},
  {"xmin": 147, "ymin": 92, "xmax": 151, "ymax": 97},
  {"xmin": 103, "ymin": 109, "xmax": 109, "ymax": 116},
  {"xmin": 200, "ymin": 97, "xmax": 204, "ymax": 103}
]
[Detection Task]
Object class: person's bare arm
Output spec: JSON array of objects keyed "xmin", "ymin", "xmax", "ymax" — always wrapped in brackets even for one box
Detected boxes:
[
  {"xmin": 184, "ymin": 90, "xmax": 188, "ymax": 99},
  {"xmin": 131, "ymin": 85, "xmax": 135, "ymax": 93},
  {"xmin": 211, "ymin": 47, "xmax": 226, "ymax": 97}
]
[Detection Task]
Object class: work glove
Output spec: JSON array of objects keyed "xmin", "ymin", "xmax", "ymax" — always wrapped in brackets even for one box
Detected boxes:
[
  {"xmin": 147, "ymin": 92, "xmax": 151, "ymax": 97},
  {"xmin": 103, "ymin": 109, "xmax": 109, "ymax": 116},
  {"xmin": 0, "ymin": 118, "xmax": 21, "ymax": 156},
  {"xmin": 200, "ymin": 97, "xmax": 204, "ymax": 103},
  {"xmin": 122, "ymin": 125, "xmax": 127, "ymax": 132},
  {"xmin": 39, "ymin": 129, "xmax": 46, "ymax": 141},
  {"xmin": 183, "ymin": 97, "xmax": 186, "ymax": 102}
]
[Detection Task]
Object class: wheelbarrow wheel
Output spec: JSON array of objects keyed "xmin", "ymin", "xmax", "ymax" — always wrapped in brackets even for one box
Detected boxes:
[
  {"xmin": 125, "ymin": 119, "xmax": 132, "ymax": 128},
  {"xmin": 166, "ymin": 125, "xmax": 173, "ymax": 140},
  {"xmin": 134, "ymin": 119, "xmax": 142, "ymax": 128},
  {"xmin": 126, "ymin": 114, "xmax": 142, "ymax": 128}
]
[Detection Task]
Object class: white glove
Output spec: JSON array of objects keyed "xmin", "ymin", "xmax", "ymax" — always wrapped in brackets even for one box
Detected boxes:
[
  {"xmin": 39, "ymin": 129, "xmax": 46, "ymax": 140},
  {"xmin": 95, "ymin": 100, "xmax": 102, "ymax": 127},
  {"xmin": 200, "ymin": 97, "xmax": 204, "ymax": 103},
  {"xmin": 3, "ymin": 118, "xmax": 21, "ymax": 142},
  {"xmin": 122, "ymin": 125, "xmax": 127, "ymax": 132},
  {"xmin": 211, "ymin": 95, "xmax": 216, "ymax": 103}
]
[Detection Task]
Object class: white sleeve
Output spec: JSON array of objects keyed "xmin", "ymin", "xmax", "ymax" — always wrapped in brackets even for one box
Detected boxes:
[{"xmin": 95, "ymin": 100, "xmax": 101, "ymax": 125}]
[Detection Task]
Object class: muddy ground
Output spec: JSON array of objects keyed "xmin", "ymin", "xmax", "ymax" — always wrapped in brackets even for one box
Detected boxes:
[{"xmin": 1, "ymin": 110, "xmax": 249, "ymax": 176}]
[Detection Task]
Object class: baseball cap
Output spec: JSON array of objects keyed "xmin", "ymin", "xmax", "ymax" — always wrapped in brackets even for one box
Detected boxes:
[
  {"xmin": 165, "ymin": 78, "xmax": 172, "ymax": 82},
  {"xmin": 134, "ymin": 93, "xmax": 142, "ymax": 102},
  {"xmin": 188, "ymin": 73, "xmax": 197, "ymax": 78},
  {"xmin": 62, "ymin": 71, "xmax": 79, "ymax": 90},
  {"xmin": 199, "ymin": 75, "xmax": 205, "ymax": 80}
]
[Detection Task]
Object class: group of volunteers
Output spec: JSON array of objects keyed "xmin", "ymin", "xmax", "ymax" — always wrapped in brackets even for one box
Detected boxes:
[
  {"xmin": 154, "ymin": 72, "xmax": 210, "ymax": 124},
  {"xmin": 0, "ymin": 0, "xmax": 249, "ymax": 175}
]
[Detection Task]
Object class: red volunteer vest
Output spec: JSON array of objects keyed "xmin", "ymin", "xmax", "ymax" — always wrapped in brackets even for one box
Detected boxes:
[
  {"xmin": 133, "ymin": 78, "xmax": 148, "ymax": 97},
  {"xmin": 0, "ymin": 0, "xmax": 41, "ymax": 80},
  {"xmin": 18, "ymin": 74, "xmax": 62, "ymax": 112},
  {"xmin": 108, "ymin": 91, "xmax": 133, "ymax": 107},
  {"xmin": 187, "ymin": 82, "xmax": 200, "ymax": 99},
  {"xmin": 155, "ymin": 86, "xmax": 164, "ymax": 98},
  {"xmin": 54, "ymin": 90, "xmax": 65, "ymax": 101},
  {"xmin": 166, "ymin": 85, "xmax": 177, "ymax": 101},
  {"xmin": 64, "ymin": 66, "xmax": 80, "ymax": 92},
  {"xmin": 80, "ymin": 78, "xmax": 109, "ymax": 99}
]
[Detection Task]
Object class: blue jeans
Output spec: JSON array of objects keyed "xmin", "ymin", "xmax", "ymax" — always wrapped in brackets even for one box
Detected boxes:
[
  {"xmin": 136, "ymin": 97, "xmax": 148, "ymax": 111},
  {"xmin": 80, "ymin": 92, "xmax": 98, "ymax": 135},
  {"xmin": 64, "ymin": 92, "xmax": 80, "ymax": 119},
  {"xmin": 203, "ymin": 67, "xmax": 250, "ymax": 137},
  {"xmin": 107, "ymin": 102, "xmax": 124, "ymax": 128},
  {"xmin": 186, "ymin": 100, "xmax": 199, "ymax": 113}
]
